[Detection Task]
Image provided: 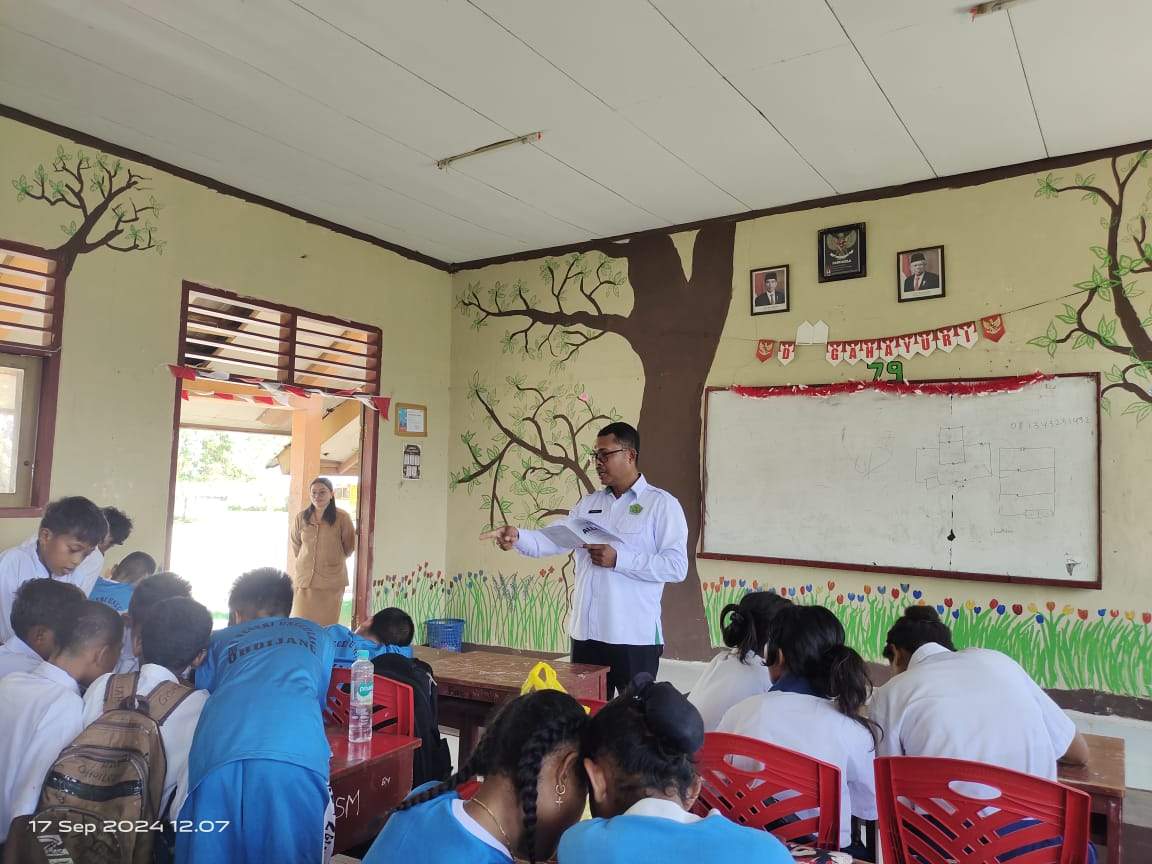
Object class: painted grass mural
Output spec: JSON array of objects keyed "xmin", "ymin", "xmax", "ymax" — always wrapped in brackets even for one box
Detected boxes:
[
  {"xmin": 702, "ymin": 578, "xmax": 1152, "ymax": 698},
  {"xmin": 370, "ymin": 562, "xmax": 572, "ymax": 654}
]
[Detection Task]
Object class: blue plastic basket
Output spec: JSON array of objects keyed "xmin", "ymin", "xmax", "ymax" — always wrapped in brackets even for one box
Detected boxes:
[{"xmin": 425, "ymin": 618, "xmax": 465, "ymax": 652}]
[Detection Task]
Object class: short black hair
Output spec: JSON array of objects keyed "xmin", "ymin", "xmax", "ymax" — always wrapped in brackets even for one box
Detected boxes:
[
  {"xmin": 112, "ymin": 551, "xmax": 157, "ymax": 585},
  {"xmin": 101, "ymin": 507, "xmax": 133, "ymax": 546},
  {"xmin": 60, "ymin": 600, "xmax": 124, "ymax": 653},
  {"xmin": 597, "ymin": 422, "xmax": 639, "ymax": 454},
  {"xmin": 229, "ymin": 567, "xmax": 293, "ymax": 618},
  {"xmin": 128, "ymin": 571, "xmax": 192, "ymax": 625},
  {"xmin": 40, "ymin": 497, "xmax": 108, "ymax": 547},
  {"xmin": 141, "ymin": 597, "xmax": 213, "ymax": 671},
  {"xmin": 10, "ymin": 578, "xmax": 87, "ymax": 643},
  {"xmin": 884, "ymin": 605, "xmax": 956, "ymax": 660},
  {"xmin": 370, "ymin": 607, "xmax": 415, "ymax": 646}
]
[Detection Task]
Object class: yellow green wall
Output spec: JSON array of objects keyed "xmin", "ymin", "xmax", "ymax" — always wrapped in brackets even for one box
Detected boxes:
[
  {"xmin": 446, "ymin": 150, "xmax": 1152, "ymax": 701},
  {"xmin": 0, "ymin": 117, "xmax": 453, "ymax": 587}
]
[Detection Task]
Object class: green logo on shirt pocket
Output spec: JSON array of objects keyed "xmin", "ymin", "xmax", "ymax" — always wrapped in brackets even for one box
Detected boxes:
[{"xmin": 629, "ymin": 504, "xmax": 643, "ymax": 515}]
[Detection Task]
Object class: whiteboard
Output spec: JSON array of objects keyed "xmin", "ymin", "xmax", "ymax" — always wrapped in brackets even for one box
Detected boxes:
[{"xmin": 701, "ymin": 376, "xmax": 1100, "ymax": 585}]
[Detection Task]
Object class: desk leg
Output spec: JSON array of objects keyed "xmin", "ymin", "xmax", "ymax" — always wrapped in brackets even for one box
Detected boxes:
[{"xmin": 1106, "ymin": 797, "xmax": 1123, "ymax": 864}]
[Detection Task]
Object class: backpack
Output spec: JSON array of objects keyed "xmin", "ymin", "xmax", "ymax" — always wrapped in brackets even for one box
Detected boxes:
[
  {"xmin": 371, "ymin": 654, "xmax": 452, "ymax": 786},
  {"xmin": 2, "ymin": 672, "xmax": 193, "ymax": 864}
]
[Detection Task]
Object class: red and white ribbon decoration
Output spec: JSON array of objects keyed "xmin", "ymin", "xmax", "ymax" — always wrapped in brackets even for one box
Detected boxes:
[{"xmin": 168, "ymin": 365, "xmax": 391, "ymax": 416}]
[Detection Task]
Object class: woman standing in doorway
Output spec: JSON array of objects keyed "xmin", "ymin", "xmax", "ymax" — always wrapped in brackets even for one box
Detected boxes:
[{"xmin": 290, "ymin": 477, "xmax": 356, "ymax": 625}]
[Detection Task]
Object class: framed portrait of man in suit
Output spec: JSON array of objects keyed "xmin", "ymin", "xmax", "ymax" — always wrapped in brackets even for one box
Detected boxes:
[
  {"xmin": 897, "ymin": 245, "xmax": 945, "ymax": 302},
  {"xmin": 750, "ymin": 265, "xmax": 789, "ymax": 316}
]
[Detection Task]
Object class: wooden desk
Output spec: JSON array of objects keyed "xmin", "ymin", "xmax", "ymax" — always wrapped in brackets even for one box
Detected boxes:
[
  {"xmin": 327, "ymin": 729, "xmax": 420, "ymax": 854},
  {"xmin": 1058, "ymin": 733, "xmax": 1126, "ymax": 864},
  {"xmin": 414, "ymin": 647, "xmax": 609, "ymax": 761}
]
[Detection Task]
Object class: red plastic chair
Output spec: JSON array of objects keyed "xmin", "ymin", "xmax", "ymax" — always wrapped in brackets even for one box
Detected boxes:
[
  {"xmin": 579, "ymin": 697, "xmax": 607, "ymax": 716},
  {"xmin": 325, "ymin": 669, "xmax": 414, "ymax": 737},
  {"xmin": 692, "ymin": 732, "xmax": 841, "ymax": 849},
  {"xmin": 874, "ymin": 756, "xmax": 1092, "ymax": 864}
]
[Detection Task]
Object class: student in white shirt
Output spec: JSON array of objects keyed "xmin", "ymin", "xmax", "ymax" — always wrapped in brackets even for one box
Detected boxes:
[
  {"xmin": 0, "ymin": 578, "xmax": 86, "ymax": 680},
  {"xmin": 870, "ymin": 605, "xmax": 1089, "ymax": 777},
  {"xmin": 717, "ymin": 605, "xmax": 879, "ymax": 860},
  {"xmin": 0, "ymin": 496, "xmax": 107, "ymax": 642},
  {"xmin": 83, "ymin": 596, "xmax": 212, "ymax": 825},
  {"xmin": 68, "ymin": 506, "xmax": 134, "ymax": 597},
  {"xmin": 481, "ymin": 422, "xmax": 689, "ymax": 696},
  {"xmin": 689, "ymin": 590, "xmax": 791, "ymax": 730},
  {"xmin": 0, "ymin": 601, "xmax": 123, "ymax": 843},
  {"xmin": 559, "ymin": 675, "xmax": 791, "ymax": 864},
  {"xmin": 114, "ymin": 571, "xmax": 193, "ymax": 674}
]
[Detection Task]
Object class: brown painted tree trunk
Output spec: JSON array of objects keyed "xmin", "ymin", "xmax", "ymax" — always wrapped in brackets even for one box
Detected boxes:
[{"xmin": 615, "ymin": 222, "xmax": 737, "ymax": 660}]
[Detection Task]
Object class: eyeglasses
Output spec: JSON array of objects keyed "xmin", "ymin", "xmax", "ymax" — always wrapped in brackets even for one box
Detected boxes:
[{"xmin": 592, "ymin": 448, "xmax": 627, "ymax": 463}]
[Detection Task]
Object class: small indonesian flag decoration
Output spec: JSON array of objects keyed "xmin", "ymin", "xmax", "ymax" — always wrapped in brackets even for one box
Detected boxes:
[
  {"xmin": 168, "ymin": 365, "xmax": 391, "ymax": 417},
  {"xmin": 755, "ymin": 317, "xmax": 994, "ymax": 366},
  {"xmin": 980, "ymin": 314, "xmax": 1007, "ymax": 342},
  {"xmin": 777, "ymin": 342, "xmax": 796, "ymax": 366},
  {"xmin": 755, "ymin": 339, "xmax": 775, "ymax": 363}
]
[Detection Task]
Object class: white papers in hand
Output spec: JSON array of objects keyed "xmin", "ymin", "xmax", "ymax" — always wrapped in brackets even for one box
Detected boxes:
[{"xmin": 538, "ymin": 517, "xmax": 624, "ymax": 550}]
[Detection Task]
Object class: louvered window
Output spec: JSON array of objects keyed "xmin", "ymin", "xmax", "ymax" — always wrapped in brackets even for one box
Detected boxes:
[
  {"xmin": 180, "ymin": 283, "xmax": 380, "ymax": 394},
  {"xmin": 0, "ymin": 247, "xmax": 57, "ymax": 351}
]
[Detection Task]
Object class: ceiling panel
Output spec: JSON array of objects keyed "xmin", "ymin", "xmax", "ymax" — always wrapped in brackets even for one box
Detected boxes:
[
  {"xmin": 853, "ymin": 13, "xmax": 1045, "ymax": 175},
  {"xmin": 734, "ymin": 43, "xmax": 934, "ymax": 192}
]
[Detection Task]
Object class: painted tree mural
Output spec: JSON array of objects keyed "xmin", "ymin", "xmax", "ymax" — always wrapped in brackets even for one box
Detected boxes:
[
  {"xmin": 1030, "ymin": 150, "xmax": 1152, "ymax": 420},
  {"xmin": 454, "ymin": 223, "xmax": 737, "ymax": 658},
  {"xmin": 12, "ymin": 145, "xmax": 164, "ymax": 274}
]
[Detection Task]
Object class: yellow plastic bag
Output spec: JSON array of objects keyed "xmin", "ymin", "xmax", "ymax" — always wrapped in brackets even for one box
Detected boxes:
[{"xmin": 520, "ymin": 661, "xmax": 566, "ymax": 695}]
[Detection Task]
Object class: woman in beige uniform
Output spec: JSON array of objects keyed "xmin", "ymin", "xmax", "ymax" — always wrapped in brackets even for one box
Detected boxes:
[{"xmin": 290, "ymin": 477, "xmax": 356, "ymax": 625}]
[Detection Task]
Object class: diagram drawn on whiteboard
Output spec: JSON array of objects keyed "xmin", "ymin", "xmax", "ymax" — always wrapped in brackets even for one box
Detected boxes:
[
  {"xmin": 915, "ymin": 426, "xmax": 992, "ymax": 488},
  {"xmin": 999, "ymin": 447, "xmax": 1055, "ymax": 518}
]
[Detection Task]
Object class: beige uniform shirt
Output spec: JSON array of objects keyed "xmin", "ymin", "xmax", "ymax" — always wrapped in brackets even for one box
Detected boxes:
[{"xmin": 291, "ymin": 508, "xmax": 356, "ymax": 589}]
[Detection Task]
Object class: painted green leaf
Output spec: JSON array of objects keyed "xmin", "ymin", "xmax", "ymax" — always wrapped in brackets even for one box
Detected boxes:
[
  {"xmin": 1105, "ymin": 366, "xmax": 1124, "ymax": 384},
  {"xmin": 1072, "ymin": 333, "xmax": 1094, "ymax": 350},
  {"xmin": 1056, "ymin": 305, "xmax": 1078, "ymax": 324},
  {"xmin": 1090, "ymin": 246, "xmax": 1110, "ymax": 262},
  {"xmin": 1134, "ymin": 365, "xmax": 1149, "ymax": 381},
  {"xmin": 1101, "ymin": 397, "xmax": 1111, "ymax": 415},
  {"xmin": 1097, "ymin": 283, "xmax": 1112, "ymax": 301},
  {"xmin": 1121, "ymin": 402, "xmax": 1152, "ymax": 423},
  {"xmin": 1045, "ymin": 322, "xmax": 1058, "ymax": 340}
]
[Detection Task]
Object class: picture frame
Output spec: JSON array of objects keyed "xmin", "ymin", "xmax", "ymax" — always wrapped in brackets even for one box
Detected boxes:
[
  {"xmin": 897, "ymin": 245, "xmax": 945, "ymax": 302},
  {"xmin": 749, "ymin": 265, "xmax": 790, "ymax": 316},
  {"xmin": 394, "ymin": 402, "xmax": 427, "ymax": 437},
  {"xmin": 817, "ymin": 223, "xmax": 867, "ymax": 282}
]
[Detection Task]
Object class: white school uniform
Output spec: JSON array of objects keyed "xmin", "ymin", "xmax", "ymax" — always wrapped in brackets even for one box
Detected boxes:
[
  {"xmin": 0, "ymin": 661, "xmax": 84, "ymax": 842},
  {"xmin": 0, "ymin": 636, "xmax": 43, "ymax": 680},
  {"xmin": 688, "ymin": 650, "xmax": 773, "ymax": 731},
  {"xmin": 113, "ymin": 624, "xmax": 139, "ymax": 674},
  {"xmin": 513, "ymin": 475, "xmax": 688, "ymax": 645},
  {"xmin": 83, "ymin": 664, "xmax": 208, "ymax": 820},
  {"xmin": 0, "ymin": 538, "xmax": 52, "ymax": 643},
  {"xmin": 717, "ymin": 687, "xmax": 878, "ymax": 849},
  {"xmin": 869, "ymin": 643, "xmax": 1077, "ymax": 780}
]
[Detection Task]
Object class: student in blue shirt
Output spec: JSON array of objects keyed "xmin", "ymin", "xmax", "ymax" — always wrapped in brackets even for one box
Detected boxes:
[
  {"xmin": 177, "ymin": 568, "xmax": 335, "ymax": 864},
  {"xmin": 327, "ymin": 606, "xmax": 414, "ymax": 667},
  {"xmin": 362, "ymin": 689, "xmax": 588, "ymax": 864},
  {"xmin": 558, "ymin": 675, "xmax": 792, "ymax": 864},
  {"xmin": 88, "ymin": 551, "xmax": 157, "ymax": 614}
]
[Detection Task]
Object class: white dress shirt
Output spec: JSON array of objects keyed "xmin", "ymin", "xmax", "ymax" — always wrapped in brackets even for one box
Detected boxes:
[
  {"xmin": 113, "ymin": 624, "xmax": 139, "ymax": 675},
  {"xmin": 83, "ymin": 664, "xmax": 208, "ymax": 820},
  {"xmin": 718, "ymin": 689, "xmax": 878, "ymax": 849},
  {"xmin": 0, "ymin": 635, "xmax": 43, "ymax": 680},
  {"xmin": 0, "ymin": 538, "xmax": 51, "ymax": 644},
  {"xmin": 0, "ymin": 661, "xmax": 84, "ymax": 841},
  {"xmin": 514, "ymin": 475, "xmax": 688, "ymax": 645},
  {"xmin": 870, "ymin": 643, "xmax": 1077, "ymax": 780},
  {"xmin": 688, "ymin": 650, "xmax": 774, "ymax": 731}
]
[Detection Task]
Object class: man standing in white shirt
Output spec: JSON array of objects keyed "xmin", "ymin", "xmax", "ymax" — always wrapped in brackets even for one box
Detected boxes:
[
  {"xmin": 0, "ymin": 601, "xmax": 123, "ymax": 844},
  {"xmin": 68, "ymin": 506, "xmax": 134, "ymax": 597},
  {"xmin": 0, "ymin": 496, "xmax": 107, "ymax": 643},
  {"xmin": 0, "ymin": 579, "xmax": 86, "ymax": 680},
  {"xmin": 482, "ymin": 422, "xmax": 689, "ymax": 696}
]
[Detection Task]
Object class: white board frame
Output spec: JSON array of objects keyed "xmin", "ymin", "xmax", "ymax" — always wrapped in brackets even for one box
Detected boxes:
[{"xmin": 699, "ymin": 373, "xmax": 1101, "ymax": 588}]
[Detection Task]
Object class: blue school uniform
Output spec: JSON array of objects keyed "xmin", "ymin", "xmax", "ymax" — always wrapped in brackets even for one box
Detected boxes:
[
  {"xmin": 177, "ymin": 616, "xmax": 335, "ymax": 864},
  {"xmin": 361, "ymin": 786, "xmax": 512, "ymax": 864},
  {"xmin": 88, "ymin": 577, "xmax": 135, "ymax": 613},
  {"xmin": 558, "ymin": 798, "xmax": 793, "ymax": 864},
  {"xmin": 325, "ymin": 623, "xmax": 412, "ymax": 667}
]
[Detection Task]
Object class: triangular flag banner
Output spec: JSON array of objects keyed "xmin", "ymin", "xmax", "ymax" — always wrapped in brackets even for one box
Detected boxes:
[
  {"xmin": 755, "ymin": 339, "xmax": 775, "ymax": 363},
  {"xmin": 980, "ymin": 314, "xmax": 1007, "ymax": 342},
  {"xmin": 777, "ymin": 342, "xmax": 796, "ymax": 366},
  {"xmin": 167, "ymin": 365, "xmax": 392, "ymax": 413}
]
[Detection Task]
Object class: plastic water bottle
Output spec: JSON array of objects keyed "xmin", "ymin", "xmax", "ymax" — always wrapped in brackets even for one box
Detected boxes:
[{"xmin": 348, "ymin": 649, "xmax": 374, "ymax": 746}]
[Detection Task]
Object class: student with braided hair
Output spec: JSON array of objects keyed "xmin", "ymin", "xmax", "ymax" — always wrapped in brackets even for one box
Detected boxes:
[
  {"xmin": 361, "ymin": 689, "xmax": 588, "ymax": 863},
  {"xmin": 559, "ymin": 674, "xmax": 790, "ymax": 863},
  {"xmin": 688, "ymin": 590, "xmax": 791, "ymax": 729}
]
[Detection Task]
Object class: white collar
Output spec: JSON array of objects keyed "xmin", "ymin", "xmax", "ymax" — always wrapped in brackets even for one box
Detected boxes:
[
  {"xmin": 908, "ymin": 642, "xmax": 952, "ymax": 668},
  {"xmin": 2, "ymin": 636, "xmax": 42, "ymax": 661},
  {"xmin": 19, "ymin": 535, "xmax": 51, "ymax": 577},
  {"xmin": 451, "ymin": 797, "xmax": 512, "ymax": 859},
  {"xmin": 624, "ymin": 797, "xmax": 702, "ymax": 824},
  {"xmin": 140, "ymin": 663, "xmax": 178, "ymax": 683},
  {"xmin": 33, "ymin": 660, "xmax": 81, "ymax": 694},
  {"xmin": 605, "ymin": 473, "xmax": 650, "ymax": 498}
]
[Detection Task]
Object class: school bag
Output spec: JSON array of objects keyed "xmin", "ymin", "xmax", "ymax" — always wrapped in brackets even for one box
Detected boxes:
[
  {"xmin": 2, "ymin": 672, "xmax": 194, "ymax": 864},
  {"xmin": 371, "ymin": 653, "xmax": 452, "ymax": 786}
]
